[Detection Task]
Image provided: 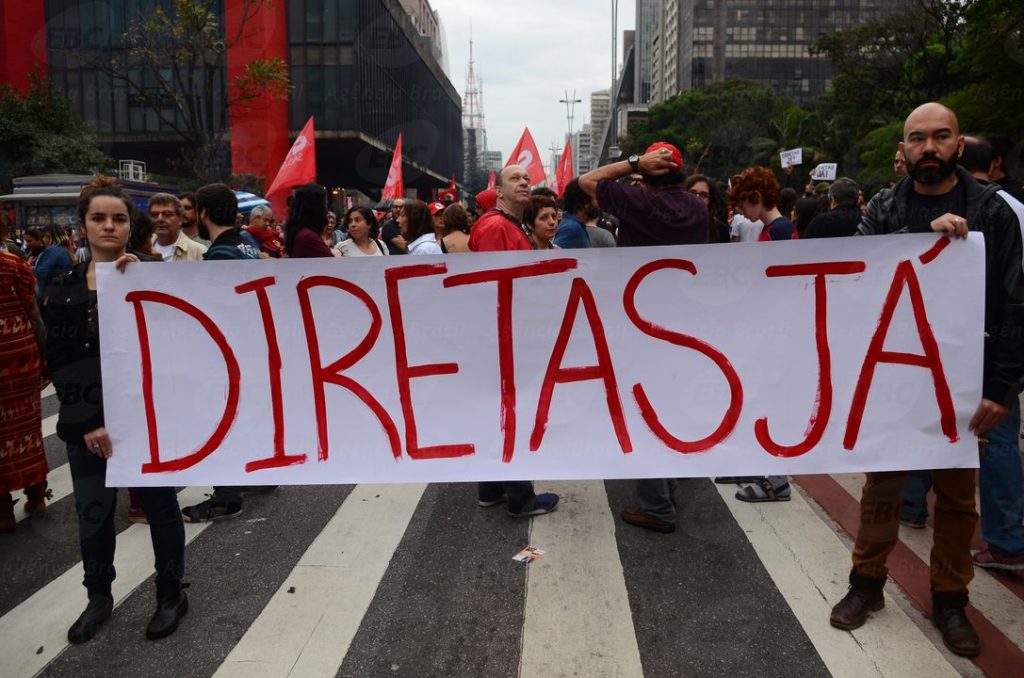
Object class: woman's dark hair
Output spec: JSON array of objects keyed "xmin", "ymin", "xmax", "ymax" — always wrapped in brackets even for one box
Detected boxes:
[
  {"xmin": 284, "ymin": 183, "xmax": 328, "ymax": 256},
  {"xmin": 402, "ymin": 200, "xmax": 435, "ymax": 242},
  {"xmin": 441, "ymin": 203, "xmax": 470, "ymax": 235},
  {"xmin": 793, "ymin": 197, "xmax": 821, "ymax": 235},
  {"xmin": 128, "ymin": 207, "xmax": 155, "ymax": 253},
  {"xmin": 523, "ymin": 195, "xmax": 558, "ymax": 228},
  {"xmin": 77, "ymin": 175, "xmax": 133, "ymax": 225},
  {"xmin": 344, "ymin": 206, "xmax": 379, "ymax": 239},
  {"xmin": 684, "ymin": 174, "xmax": 726, "ymax": 243}
]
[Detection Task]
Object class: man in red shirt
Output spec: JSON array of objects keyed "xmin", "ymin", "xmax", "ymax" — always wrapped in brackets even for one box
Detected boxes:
[
  {"xmin": 467, "ymin": 165, "xmax": 559, "ymax": 518},
  {"xmin": 469, "ymin": 165, "xmax": 534, "ymax": 251}
]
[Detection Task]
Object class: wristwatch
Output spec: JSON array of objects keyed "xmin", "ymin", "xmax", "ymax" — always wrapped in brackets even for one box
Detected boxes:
[{"xmin": 628, "ymin": 154, "xmax": 640, "ymax": 173}]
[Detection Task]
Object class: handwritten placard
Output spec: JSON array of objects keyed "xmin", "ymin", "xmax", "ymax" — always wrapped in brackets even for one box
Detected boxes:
[
  {"xmin": 98, "ymin": 235, "xmax": 984, "ymax": 486},
  {"xmin": 780, "ymin": 148, "xmax": 803, "ymax": 167}
]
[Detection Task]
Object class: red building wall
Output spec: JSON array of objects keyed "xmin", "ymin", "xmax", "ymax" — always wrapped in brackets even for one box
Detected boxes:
[
  {"xmin": 0, "ymin": 0, "xmax": 48, "ymax": 92},
  {"xmin": 225, "ymin": 0, "xmax": 290, "ymax": 190}
]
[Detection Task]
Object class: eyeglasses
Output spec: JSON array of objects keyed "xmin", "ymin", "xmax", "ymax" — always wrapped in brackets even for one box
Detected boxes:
[
  {"xmin": 689, "ymin": 190, "xmax": 710, "ymax": 199},
  {"xmin": 150, "ymin": 210, "xmax": 178, "ymax": 219}
]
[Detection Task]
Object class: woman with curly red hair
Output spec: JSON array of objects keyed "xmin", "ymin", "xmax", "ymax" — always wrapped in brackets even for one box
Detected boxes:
[{"xmin": 728, "ymin": 166, "xmax": 797, "ymax": 242}]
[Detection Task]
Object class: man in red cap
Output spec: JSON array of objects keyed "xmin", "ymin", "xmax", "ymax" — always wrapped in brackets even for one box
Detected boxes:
[{"xmin": 579, "ymin": 142, "xmax": 709, "ymax": 534}]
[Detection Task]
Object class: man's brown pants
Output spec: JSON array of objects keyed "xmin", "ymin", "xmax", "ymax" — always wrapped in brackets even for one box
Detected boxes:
[{"xmin": 852, "ymin": 469, "xmax": 977, "ymax": 595}]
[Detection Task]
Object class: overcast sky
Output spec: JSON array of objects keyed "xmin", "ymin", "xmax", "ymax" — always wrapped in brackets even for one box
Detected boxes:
[{"xmin": 431, "ymin": 0, "xmax": 636, "ymax": 173}]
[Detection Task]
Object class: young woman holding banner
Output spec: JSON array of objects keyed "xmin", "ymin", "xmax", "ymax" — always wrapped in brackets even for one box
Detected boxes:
[{"xmin": 43, "ymin": 176, "xmax": 188, "ymax": 644}]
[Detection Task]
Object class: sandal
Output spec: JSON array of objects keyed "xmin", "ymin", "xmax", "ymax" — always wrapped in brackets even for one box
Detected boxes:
[{"xmin": 735, "ymin": 478, "xmax": 791, "ymax": 503}]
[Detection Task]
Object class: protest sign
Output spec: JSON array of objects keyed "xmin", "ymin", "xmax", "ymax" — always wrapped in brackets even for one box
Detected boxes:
[
  {"xmin": 780, "ymin": 148, "xmax": 803, "ymax": 167},
  {"xmin": 99, "ymin": 234, "xmax": 984, "ymax": 487},
  {"xmin": 811, "ymin": 163, "xmax": 838, "ymax": 181}
]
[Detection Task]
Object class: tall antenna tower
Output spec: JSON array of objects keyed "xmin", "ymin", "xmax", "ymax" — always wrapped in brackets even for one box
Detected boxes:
[{"xmin": 463, "ymin": 22, "xmax": 485, "ymax": 132}]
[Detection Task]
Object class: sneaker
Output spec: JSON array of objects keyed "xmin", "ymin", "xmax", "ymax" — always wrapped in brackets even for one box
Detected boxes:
[
  {"xmin": 508, "ymin": 493, "xmax": 559, "ymax": 518},
  {"xmin": 127, "ymin": 507, "xmax": 148, "ymax": 524},
  {"xmin": 973, "ymin": 548, "xmax": 1024, "ymax": 572},
  {"xmin": 478, "ymin": 494, "xmax": 508, "ymax": 508},
  {"xmin": 181, "ymin": 498, "xmax": 242, "ymax": 523},
  {"xmin": 621, "ymin": 507, "xmax": 676, "ymax": 533}
]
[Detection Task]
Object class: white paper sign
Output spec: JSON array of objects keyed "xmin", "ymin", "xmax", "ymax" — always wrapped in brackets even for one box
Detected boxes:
[
  {"xmin": 780, "ymin": 148, "xmax": 803, "ymax": 167},
  {"xmin": 98, "ymin": 235, "xmax": 985, "ymax": 487},
  {"xmin": 811, "ymin": 163, "xmax": 838, "ymax": 181}
]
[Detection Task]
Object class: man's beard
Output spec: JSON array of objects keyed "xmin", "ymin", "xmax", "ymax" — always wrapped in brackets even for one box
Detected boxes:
[
  {"xmin": 198, "ymin": 221, "xmax": 210, "ymax": 240},
  {"xmin": 908, "ymin": 153, "xmax": 957, "ymax": 184}
]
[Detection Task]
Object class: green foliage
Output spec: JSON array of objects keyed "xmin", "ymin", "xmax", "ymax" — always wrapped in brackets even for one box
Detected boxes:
[
  {"xmin": 621, "ymin": 80, "xmax": 799, "ymax": 179},
  {"xmin": 0, "ymin": 73, "xmax": 110, "ymax": 192}
]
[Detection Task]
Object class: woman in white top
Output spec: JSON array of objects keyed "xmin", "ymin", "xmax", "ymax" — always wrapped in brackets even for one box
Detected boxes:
[
  {"xmin": 335, "ymin": 207, "xmax": 389, "ymax": 257},
  {"xmin": 400, "ymin": 201, "xmax": 443, "ymax": 255}
]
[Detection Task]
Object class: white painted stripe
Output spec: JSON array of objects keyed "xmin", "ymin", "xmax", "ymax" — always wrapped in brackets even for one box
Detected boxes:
[
  {"xmin": 829, "ymin": 473, "xmax": 1024, "ymax": 653},
  {"xmin": 717, "ymin": 483, "xmax": 964, "ymax": 678},
  {"xmin": 519, "ymin": 481, "xmax": 644, "ymax": 678},
  {"xmin": 0, "ymin": 487, "xmax": 214, "ymax": 678},
  {"xmin": 42, "ymin": 384, "xmax": 56, "ymax": 399},
  {"xmin": 213, "ymin": 483, "xmax": 426, "ymax": 678},
  {"xmin": 41, "ymin": 412, "xmax": 57, "ymax": 439}
]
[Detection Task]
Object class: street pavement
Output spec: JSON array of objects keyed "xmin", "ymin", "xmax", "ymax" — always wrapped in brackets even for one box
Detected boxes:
[{"xmin": 1, "ymin": 388, "xmax": 1022, "ymax": 677}]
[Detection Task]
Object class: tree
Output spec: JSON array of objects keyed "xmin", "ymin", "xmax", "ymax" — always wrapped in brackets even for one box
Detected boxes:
[
  {"xmin": 620, "ymin": 80, "xmax": 802, "ymax": 179},
  {"xmin": 92, "ymin": 0, "xmax": 289, "ymax": 182},
  {"xmin": 0, "ymin": 73, "xmax": 110, "ymax": 192}
]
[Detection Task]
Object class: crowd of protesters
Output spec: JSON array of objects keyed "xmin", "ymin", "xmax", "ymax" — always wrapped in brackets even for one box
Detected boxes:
[{"xmin": 1, "ymin": 102, "xmax": 1023, "ymax": 660}]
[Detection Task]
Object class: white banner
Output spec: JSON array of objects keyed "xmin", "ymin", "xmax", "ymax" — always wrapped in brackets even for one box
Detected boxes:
[
  {"xmin": 98, "ymin": 234, "xmax": 985, "ymax": 487},
  {"xmin": 780, "ymin": 148, "xmax": 803, "ymax": 167},
  {"xmin": 811, "ymin": 163, "xmax": 838, "ymax": 181}
]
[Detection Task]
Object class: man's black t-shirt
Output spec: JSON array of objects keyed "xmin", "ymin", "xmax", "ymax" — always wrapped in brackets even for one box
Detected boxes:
[
  {"xmin": 996, "ymin": 175, "xmax": 1024, "ymax": 203},
  {"xmin": 905, "ymin": 181, "xmax": 966, "ymax": 232},
  {"xmin": 380, "ymin": 219, "xmax": 405, "ymax": 255}
]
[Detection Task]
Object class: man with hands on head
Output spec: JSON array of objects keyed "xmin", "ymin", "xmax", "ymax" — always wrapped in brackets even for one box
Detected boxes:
[{"xmin": 832, "ymin": 103, "xmax": 1024, "ymax": 658}]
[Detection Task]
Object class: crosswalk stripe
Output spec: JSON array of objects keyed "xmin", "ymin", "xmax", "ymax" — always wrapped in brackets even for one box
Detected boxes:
[
  {"xmin": 41, "ymin": 412, "xmax": 57, "ymax": 438},
  {"xmin": 42, "ymin": 384, "xmax": 55, "ymax": 399},
  {"xmin": 519, "ymin": 480, "xmax": 644, "ymax": 678},
  {"xmin": 213, "ymin": 483, "xmax": 427, "ymax": 678},
  {"xmin": 0, "ymin": 486, "xmax": 214, "ymax": 678},
  {"xmin": 717, "ymin": 483, "xmax": 963, "ymax": 678},
  {"xmin": 830, "ymin": 472, "xmax": 1024, "ymax": 653}
]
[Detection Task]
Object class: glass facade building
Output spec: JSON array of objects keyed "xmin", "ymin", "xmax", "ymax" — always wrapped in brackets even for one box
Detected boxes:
[{"xmin": 10, "ymin": 0, "xmax": 461, "ymax": 193}]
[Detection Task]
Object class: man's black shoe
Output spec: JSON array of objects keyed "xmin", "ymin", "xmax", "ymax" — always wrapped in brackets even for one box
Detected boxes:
[
  {"xmin": 145, "ymin": 589, "xmax": 189, "ymax": 640},
  {"xmin": 67, "ymin": 593, "xmax": 113, "ymax": 644},
  {"xmin": 829, "ymin": 586, "xmax": 884, "ymax": 630},
  {"xmin": 933, "ymin": 605, "xmax": 980, "ymax": 657}
]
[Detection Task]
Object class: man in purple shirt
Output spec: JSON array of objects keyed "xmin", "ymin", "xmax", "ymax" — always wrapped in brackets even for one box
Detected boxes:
[
  {"xmin": 579, "ymin": 141, "xmax": 708, "ymax": 247},
  {"xmin": 578, "ymin": 142, "xmax": 708, "ymax": 534}
]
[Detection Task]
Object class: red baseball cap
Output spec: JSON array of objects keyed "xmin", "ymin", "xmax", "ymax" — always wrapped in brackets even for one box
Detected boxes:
[
  {"xmin": 428, "ymin": 201, "xmax": 446, "ymax": 216},
  {"xmin": 645, "ymin": 141, "xmax": 684, "ymax": 171}
]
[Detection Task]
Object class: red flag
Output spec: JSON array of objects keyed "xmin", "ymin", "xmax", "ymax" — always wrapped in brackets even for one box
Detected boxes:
[
  {"xmin": 439, "ymin": 174, "xmax": 457, "ymax": 202},
  {"xmin": 550, "ymin": 139, "xmax": 574, "ymax": 198},
  {"xmin": 381, "ymin": 133, "xmax": 404, "ymax": 201},
  {"xmin": 506, "ymin": 127, "xmax": 546, "ymax": 186},
  {"xmin": 487, "ymin": 170, "xmax": 496, "ymax": 190},
  {"xmin": 267, "ymin": 117, "xmax": 316, "ymax": 214}
]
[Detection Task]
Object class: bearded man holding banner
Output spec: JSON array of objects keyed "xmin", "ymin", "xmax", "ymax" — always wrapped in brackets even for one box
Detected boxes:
[
  {"xmin": 467, "ymin": 165, "xmax": 559, "ymax": 518},
  {"xmin": 830, "ymin": 102, "xmax": 1024, "ymax": 658},
  {"xmin": 579, "ymin": 142, "xmax": 708, "ymax": 534}
]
